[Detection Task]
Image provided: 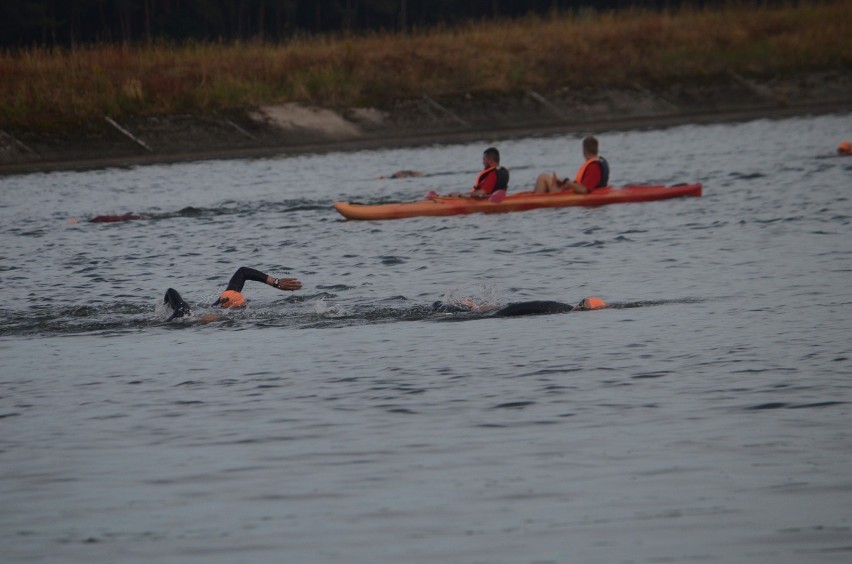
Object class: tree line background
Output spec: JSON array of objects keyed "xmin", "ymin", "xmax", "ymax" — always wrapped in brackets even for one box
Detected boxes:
[{"xmin": 1, "ymin": 0, "xmax": 803, "ymax": 48}]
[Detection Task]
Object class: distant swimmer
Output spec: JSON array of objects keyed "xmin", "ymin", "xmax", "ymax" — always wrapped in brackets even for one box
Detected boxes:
[
  {"xmin": 164, "ymin": 266, "xmax": 302, "ymax": 320},
  {"xmin": 534, "ymin": 136, "xmax": 609, "ymax": 194},
  {"xmin": 432, "ymin": 296, "xmax": 606, "ymax": 317},
  {"xmin": 839, "ymin": 141, "xmax": 852, "ymax": 156},
  {"xmin": 89, "ymin": 212, "xmax": 151, "ymax": 223},
  {"xmin": 492, "ymin": 300, "xmax": 577, "ymax": 317},
  {"xmin": 379, "ymin": 170, "xmax": 424, "ymax": 179},
  {"xmin": 494, "ymin": 296, "xmax": 607, "ymax": 316}
]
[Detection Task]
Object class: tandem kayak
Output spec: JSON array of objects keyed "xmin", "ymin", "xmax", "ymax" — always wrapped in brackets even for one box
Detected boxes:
[{"xmin": 333, "ymin": 183, "xmax": 702, "ymax": 221}]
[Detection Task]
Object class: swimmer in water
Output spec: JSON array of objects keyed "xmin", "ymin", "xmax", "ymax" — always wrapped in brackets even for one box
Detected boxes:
[
  {"xmin": 89, "ymin": 212, "xmax": 151, "ymax": 223},
  {"xmin": 164, "ymin": 266, "xmax": 302, "ymax": 320},
  {"xmin": 432, "ymin": 296, "xmax": 606, "ymax": 317}
]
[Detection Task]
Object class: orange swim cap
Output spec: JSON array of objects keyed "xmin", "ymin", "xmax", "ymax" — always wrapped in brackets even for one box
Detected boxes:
[
  {"xmin": 838, "ymin": 141, "xmax": 852, "ymax": 155},
  {"xmin": 215, "ymin": 290, "xmax": 245, "ymax": 308},
  {"xmin": 578, "ymin": 296, "xmax": 607, "ymax": 310}
]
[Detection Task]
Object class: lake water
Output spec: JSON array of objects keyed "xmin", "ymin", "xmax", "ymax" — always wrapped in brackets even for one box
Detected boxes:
[{"xmin": 2, "ymin": 113, "xmax": 851, "ymax": 563}]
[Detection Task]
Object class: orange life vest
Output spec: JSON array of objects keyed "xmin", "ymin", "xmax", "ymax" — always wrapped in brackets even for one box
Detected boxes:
[
  {"xmin": 474, "ymin": 166, "xmax": 496, "ymax": 190},
  {"xmin": 573, "ymin": 156, "xmax": 609, "ymax": 190},
  {"xmin": 574, "ymin": 157, "xmax": 599, "ymax": 184},
  {"xmin": 472, "ymin": 166, "xmax": 510, "ymax": 194}
]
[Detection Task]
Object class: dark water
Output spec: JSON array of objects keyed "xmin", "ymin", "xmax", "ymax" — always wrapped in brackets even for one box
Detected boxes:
[{"xmin": 2, "ymin": 113, "xmax": 851, "ymax": 563}]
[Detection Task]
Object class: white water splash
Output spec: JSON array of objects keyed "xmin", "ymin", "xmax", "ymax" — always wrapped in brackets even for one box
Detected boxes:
[
  {"xmin": 438, "ymin": 285, "xmax": 504, "ymax": 313},
  {"xmin": 314, "ymin": 297, "xmax": 351, "ymax": 318}
]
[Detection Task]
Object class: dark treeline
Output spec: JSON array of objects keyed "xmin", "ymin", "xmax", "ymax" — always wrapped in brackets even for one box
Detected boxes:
[{"xmin": 1, "ymin": 0, "xmax": 802, "ymax": 48}]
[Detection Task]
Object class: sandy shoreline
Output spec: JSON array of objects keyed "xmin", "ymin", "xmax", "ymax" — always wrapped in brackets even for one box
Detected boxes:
[{"xmin": 2, "ymin": 73, "xmax": 849, "ymax": 177}]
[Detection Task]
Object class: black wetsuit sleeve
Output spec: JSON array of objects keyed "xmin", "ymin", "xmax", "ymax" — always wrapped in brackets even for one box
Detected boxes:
[
  {"xmin": 225, "ymin": 267, "xmax": 269, "ymax": 292},
  {"xmin": 493, "ymin": 300, "xmax": 573, "ymax": 317},
  {"xmin": 164, "ymin": 288, "xmax": 191, "ymax": 320}
]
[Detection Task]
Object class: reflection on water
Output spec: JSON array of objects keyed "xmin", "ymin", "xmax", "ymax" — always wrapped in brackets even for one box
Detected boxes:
[{"xmin": 2, "ymin": 113, "xmax": 852, "ymax": 563}]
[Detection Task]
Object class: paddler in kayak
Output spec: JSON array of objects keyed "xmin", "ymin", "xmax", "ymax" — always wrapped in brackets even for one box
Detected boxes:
[
  {"xmin": 534, "ymin": 136, "xmax": 609, "ymax": 194},
  {"xmin": 446, "ymin": 147, "xmax": 510, "ymax": 198},
  {"xmin": 432, "ymin": 296, "xmax": 606, "ymax": 317},
  {"xmin": 164, "ymin": 266, "xmax": 302, "ymax": 320}
]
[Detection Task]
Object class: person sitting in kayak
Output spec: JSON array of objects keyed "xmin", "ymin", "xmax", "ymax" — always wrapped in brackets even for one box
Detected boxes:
[
  {"xmin": 432, "ymin": 296, "xmax": 606, "ymax": 316},
  {"xmin": 164, "ymin": 266, "xmax": 302, "ymax": 320},
  {"xmin": 448, "ymin": 147, "xmax": 509, "ymax": 198},
  {"xmin": 534, "ymin": 136, "xmax": 609, "ymax": 194}
]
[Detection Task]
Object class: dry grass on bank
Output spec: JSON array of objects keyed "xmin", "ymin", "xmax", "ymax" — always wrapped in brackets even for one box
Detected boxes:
[{"xmin": 1, "ymin": 1, "xmax": 850, "ymax": 132}]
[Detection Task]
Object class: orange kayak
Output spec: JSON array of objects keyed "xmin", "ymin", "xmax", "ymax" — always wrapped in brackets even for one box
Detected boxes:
[{"xmin": 334, "ymin": 184, "xmax": 702, "ymax": 221}]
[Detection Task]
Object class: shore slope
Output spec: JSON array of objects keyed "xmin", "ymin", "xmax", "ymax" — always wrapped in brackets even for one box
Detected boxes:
[{"xmin": 2, "ymin": 71, "xmax": 849, "ymax": 176}]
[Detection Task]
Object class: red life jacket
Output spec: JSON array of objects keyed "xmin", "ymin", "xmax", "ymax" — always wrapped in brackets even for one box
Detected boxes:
[
  {"xmin": 574, "ymin": 157, "xmax": 609, "ymax": 190},
  {"xmin": 473, "ymin": 166, "xmax": 510, "ymax": 194}
]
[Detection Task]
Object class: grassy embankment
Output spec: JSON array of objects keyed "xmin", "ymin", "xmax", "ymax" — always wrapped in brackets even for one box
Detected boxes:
[{"xmin": 1, "ymin": 1, "xmax": 850, "ymax": 134}]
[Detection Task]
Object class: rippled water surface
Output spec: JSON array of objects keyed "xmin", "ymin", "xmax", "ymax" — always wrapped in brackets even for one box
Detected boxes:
[{"xmin": 2, "ymin": 113, "xmax": 851, "ymax": 563}]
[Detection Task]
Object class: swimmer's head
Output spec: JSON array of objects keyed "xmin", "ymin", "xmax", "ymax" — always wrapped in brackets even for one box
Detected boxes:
[
  {"xmin": 577, "ymin": 296, "xmax": 607, "ymax": 310},
  {"xmin": 213, "ymin": 290, "xmax": 245, "ymax": 308},
  {"xmin": 839, "ymin": 141, "xmax": 852, "ymax": 156}
]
